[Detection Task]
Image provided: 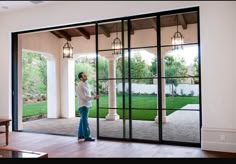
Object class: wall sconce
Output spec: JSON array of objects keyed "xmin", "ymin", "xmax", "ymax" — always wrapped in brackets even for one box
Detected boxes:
[
  {"xmin": 112, "ymin": 23, "xmax": 122, "ymax": 55},
  {"xmin": 171, "ymin": 15, "xmax": 184, "ymax": 50},
  {"xmin": 63, "ymin": 41, "xmax": 73, "ymax": 58}
]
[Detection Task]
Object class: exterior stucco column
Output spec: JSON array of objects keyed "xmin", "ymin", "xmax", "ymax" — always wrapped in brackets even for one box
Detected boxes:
[
  {"xmin": 60, "ymin": 58, "xmax": 75, "ymax": 118},
  {"xmin": 47, "ymin": 56, "xmax": 60, "ymax": 118},
  {"xmin": 105, "ymin": 58, "xmax": 120, "ymax": 120},
  {"xmin": 155, "ymin": 54, "xmax": 167, "ymax": 123}
]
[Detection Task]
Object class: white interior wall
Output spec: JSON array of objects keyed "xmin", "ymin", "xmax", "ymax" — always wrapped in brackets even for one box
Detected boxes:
[
  {"xmin": 0, "ymin": 1, "xmax": 236, "ymax": 153},
  {"xmin": 199, "ymin": 2, "xmax": 236, "ymax": 153}
]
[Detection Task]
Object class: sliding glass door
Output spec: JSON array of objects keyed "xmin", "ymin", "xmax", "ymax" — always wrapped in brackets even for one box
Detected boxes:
[{"xmin": 96, "ymin": 7, "xmax": 200, "ymax": 146}]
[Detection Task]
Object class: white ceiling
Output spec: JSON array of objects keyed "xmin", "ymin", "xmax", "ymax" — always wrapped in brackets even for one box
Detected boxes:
[{"xmin": 0, "ymin": 1, "xmax": 58, "ymax": 13}]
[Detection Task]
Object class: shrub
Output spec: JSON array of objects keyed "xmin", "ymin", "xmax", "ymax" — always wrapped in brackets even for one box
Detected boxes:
[{"xmin": 188, "ymin": 90, "xmax": 194, "ymax": 96}]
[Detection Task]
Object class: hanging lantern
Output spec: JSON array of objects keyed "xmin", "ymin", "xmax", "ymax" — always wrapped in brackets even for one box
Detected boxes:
[
  {"xmin": 171, "ymin": 15, "xmax": 184, "ymax": 50},
  {"xmin": 63, "ymin": 41, "xmax": 73, "ymax": 58},
  {"xmin": 112, "ymin": 23, "xmax": 122, "ymax": 55}
]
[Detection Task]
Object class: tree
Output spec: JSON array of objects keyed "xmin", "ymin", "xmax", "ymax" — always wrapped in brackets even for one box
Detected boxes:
[
  {"xmin": 165, "ymin": 55, "xmax": 188, "ymax": 95},
  {"xmin": 116, "ymin": 56, "xmax": 129, "ymax": 79},
  {"xmin": 38, "ymin": 55, "xmax": 47, "ymax": 93},
  {"xmin": 97, "ymin": 57, "xmax": 108, "ymax": 79},
  {"xmin": 74, "ymin": 62, "xmax": 95, "ymax": 83},
  {"xmin": 116, "ymin": 52, "xmax": 152, "ymax": 84},
  {"xmin": 192, "ymin": 56, "xmax": 199, "ymax": 84},
  {"xmin": 75, "ymin": 58, "xmax": 96, "ymax": 94},
  {"xmin": 150, "ymin": 55, "xmax": 188, "ymax": 95},
  {"xmin": 150, "ymin": 57, "xmax": 157, "ymax": 76},
  {"xmin": 131, "ymin": 53, "xmax": 146, "ymax": 83},
  {"xmin": 22, "ymin": 51, "xmax": 47, "ymax": 95}
]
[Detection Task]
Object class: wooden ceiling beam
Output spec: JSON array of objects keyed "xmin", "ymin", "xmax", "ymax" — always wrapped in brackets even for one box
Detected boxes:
[
  {"xmin": 128, "ymin": 22, "xmax": 134, "ymax": 35},
  {"xmin": 60, "ymin": 30, "xmax": 71, "ymax": 41},
  {"xmin": 52, "ymin": 30, "xmax": 71, "ymax": 41},
  {"xmin": 75, "ymin": 28, "xmax": 90, "ymax": 40},
  {"xmin": 150, "ymin": 18, "xmax": 157, "ymax": 31},
  {"xmin": 178, "ymin": 14, "xmax": 187, "ymax": 30},
  {"xmin": 99, "ymin": 25, "xmax": 110, "ymax": 37},
  {"xmin": 50, "ymin": 31, "xmax": 61, "ymax": 38}
]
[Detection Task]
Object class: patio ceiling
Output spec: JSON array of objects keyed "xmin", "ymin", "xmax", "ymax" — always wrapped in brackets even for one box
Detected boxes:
[{"xmin": 50, "ymin": 11, "xmax": 198, "ymax": 41}]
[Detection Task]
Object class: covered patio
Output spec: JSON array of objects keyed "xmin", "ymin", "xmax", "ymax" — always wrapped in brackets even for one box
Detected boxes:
[
  {"xmin": 22, "ymin": 104, "xmax": 200, "ymax": 143},
  {"xmin": 16, "ymin": 10, "xmax": 200, "ymax": 146}
]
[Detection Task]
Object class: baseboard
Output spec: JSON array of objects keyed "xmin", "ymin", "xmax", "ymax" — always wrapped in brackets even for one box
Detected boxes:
[{"xmin": 201, "ymin": 127, "xmax": 236, "ymax": 153}]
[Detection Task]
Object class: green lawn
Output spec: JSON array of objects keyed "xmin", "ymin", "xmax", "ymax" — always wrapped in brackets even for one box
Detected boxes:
[{"xmin": 23, "ymin": 95, "xmax": 199, "ymax": 120}]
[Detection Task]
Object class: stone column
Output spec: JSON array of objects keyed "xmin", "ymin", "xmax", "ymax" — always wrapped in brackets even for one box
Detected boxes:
[
  {"xmin": 155, "ymin": 53, "xmax": 167, "ymax": 123},
  {"xmin": 105, "ymin": 58, "xmax": 120, "ymax": 120}
]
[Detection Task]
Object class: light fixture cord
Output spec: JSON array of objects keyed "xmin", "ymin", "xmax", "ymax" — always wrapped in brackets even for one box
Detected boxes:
[
  {"xmin": 176, "ymin": 15, "xmax": 179, "ymax": 32},
  {"xmin": 116, "ymin": 23, "xmax": 118, "ymax": 38}
]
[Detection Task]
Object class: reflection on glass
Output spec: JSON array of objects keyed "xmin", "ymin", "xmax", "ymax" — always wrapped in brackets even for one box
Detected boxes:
[{"xmin": 0, "ymin": 149, "xmax": 46, "ymax": 158}]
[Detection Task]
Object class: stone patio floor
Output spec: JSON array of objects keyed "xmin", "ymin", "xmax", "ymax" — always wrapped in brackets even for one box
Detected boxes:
[{"xmin": 22, "ymin": 104, "xmax": 200, "ymax": 143}]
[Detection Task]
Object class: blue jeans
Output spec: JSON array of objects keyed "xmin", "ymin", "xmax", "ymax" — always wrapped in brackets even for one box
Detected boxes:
[{"xmin": 78, "ymin": 106, "xmax": 91, "ymax": 139}]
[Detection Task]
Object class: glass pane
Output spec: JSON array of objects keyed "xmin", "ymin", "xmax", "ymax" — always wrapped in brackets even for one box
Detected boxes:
[
  {"xmin": 98, "ymin": 50, "xmax": 132, "ymax": 80},
  {"xmin": 98, "ymin": 79, "xmax": 130, "ymax": 109},
  {"xmin": 130, "ymin": 47, "xmax": 157, "ymax": 79},
  {"xmin": 98, "ymin": 21, "xmax": 122, "ymax": 51},
  {"xmin": 131, "ymin": 79, "xmax": 157, "ymax": 109},
  {"xmin": 123, "ymin": 20, "xmax": 128, "ymax": 49},
  {"xmin": 164, "ymin": 77, "xmax": 200, "ymax": 110},
  {"xmin": 163, "ymin": 110, "xmax": 200, "ymax": 143},
  {"xmin": 160, "ymin": 11, "xmax": 198, "ymax": 46},
  {"xmin": 130, "ymin": 79, "xmax": 159, "ymax": 141},
  {"xmin": 98, "ymin": 79, "xmax": 130, "ymax": 139},
  {"xmin": 97, "ymin": 54, "xmax": 109, "ymax": 79},
  {"xmin": 132, "ymin": 117, "xmax": 159, "ymax": 141},
  {"xmin": 161, "ymin": 45, "xmax": 199, "ymax": 78},
  {"xmin": 98, "ymin": 117, "xmax": 124, "ymax": 139},
  {"xmin": 130, "ymin": 16, "xmax": 157, "ymax": 48}
]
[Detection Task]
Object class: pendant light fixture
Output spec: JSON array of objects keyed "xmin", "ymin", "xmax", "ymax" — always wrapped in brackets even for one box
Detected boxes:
[
  {"xmin": 63, "ymin": 40, "xmax": 73, "ymax": 58},
  {"xmin": 171, "ymin": 14, "xmax": 184, "ymax": 50},
  {"xmin": 112, "ymin": 23, "xmax": 122, "ymax": 55}
]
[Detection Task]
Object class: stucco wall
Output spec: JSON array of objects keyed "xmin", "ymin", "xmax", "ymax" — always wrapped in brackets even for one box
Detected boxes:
[{"xmin": 21, "ymin": 32, "xmax": 60, "ymax": 56}]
